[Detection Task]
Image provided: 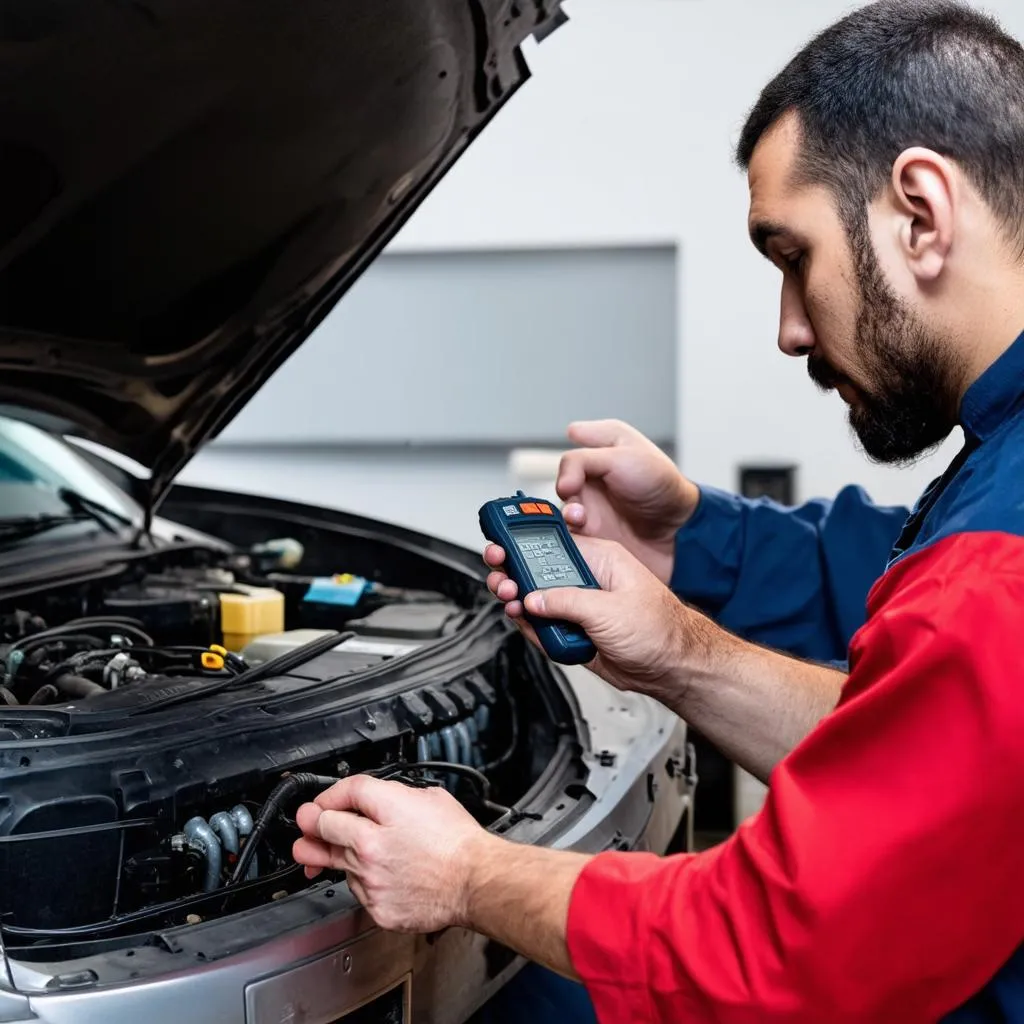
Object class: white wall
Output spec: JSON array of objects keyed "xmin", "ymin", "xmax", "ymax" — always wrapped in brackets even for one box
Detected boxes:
[
  {"xmin": 385, "ymin": 0, "xmax": 1024, "ymax": 509},
  {"xmin": 180, "ymin": 448, "xmax": 516, "ymax": 550},
  {"xmin": 186, "ymin": 0, "xmax": 1024, "ymax": 530}
]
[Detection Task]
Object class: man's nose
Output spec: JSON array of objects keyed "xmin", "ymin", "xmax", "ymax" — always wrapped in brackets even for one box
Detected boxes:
[{"xmin": 778, "ymin": 277, "xmax": 815, "ymax": 357}]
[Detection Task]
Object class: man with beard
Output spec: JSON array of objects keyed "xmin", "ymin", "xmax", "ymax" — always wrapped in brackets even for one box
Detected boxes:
[{"xmin": 291, "ymin": 1, "xmax": 1024, "ymax": 1020}]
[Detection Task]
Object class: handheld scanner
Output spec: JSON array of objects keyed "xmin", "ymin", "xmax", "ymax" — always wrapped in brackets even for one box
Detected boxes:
[{"xmin": 478, "ymin": 491, "xmax": 599, "ymax": 666}]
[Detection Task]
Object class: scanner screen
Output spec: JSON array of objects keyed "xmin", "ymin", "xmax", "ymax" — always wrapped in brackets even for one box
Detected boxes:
[{"xmin": 512, "ymin": 527, "xmax": 586, "ymax": 589}]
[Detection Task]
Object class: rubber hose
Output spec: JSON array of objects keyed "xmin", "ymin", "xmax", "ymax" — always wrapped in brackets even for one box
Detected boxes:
[
  {"xmin": 209, "ymin": 812, "xmax": 239, "ymax": 856},
  {"xmin": 28, "ymin": 684, "xmax": 57, "ymax": 705},
  {"xmin": 184, "ymin": 817, "xmax": 223, "ymax": 892},
  {"xmin": 440, "ymin": 726, "xmax": 461, "ymax": 789},
  {"xmin": 416, "ymin": 735, "xmax": 431, "ymax": 763},
  {"xmin": 465, "ymin": 718, "xmax": 482, "ymax": 768},
  {"xmin": 229, "ymin": 805, "xmax": 258, "ymax": 880},
  {"xmin": 440, "ymin": 726, "xmax": 460, "ymax": 764},
  {"xmin": 229, "ymin": 773, "xmax": 339, "ymax": 885},
  {"xmin": 229, "ymin": 805, "xmax": 254, "ymax": 836},
  {"xmin": 54, "ymin": 674, "xmax": 105, "ymax": 698},
  {"xmin": 453, "ymin": 721, "xmax": 474, "ymax": 767}
]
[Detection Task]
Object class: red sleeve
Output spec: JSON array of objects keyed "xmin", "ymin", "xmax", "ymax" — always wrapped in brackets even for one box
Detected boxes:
[{"xmin": 567, "ymin": 532, "xmax": 1024, "ymax": 1023}]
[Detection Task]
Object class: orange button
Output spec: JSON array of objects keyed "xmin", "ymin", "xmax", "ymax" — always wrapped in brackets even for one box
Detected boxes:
[
  {"xmin": 520, "ymin": 502, "xmax": 540, "ymax": 514},
  {"xmin": 537, "ymin": 503, "xmax": 553, "ymax": 515}
]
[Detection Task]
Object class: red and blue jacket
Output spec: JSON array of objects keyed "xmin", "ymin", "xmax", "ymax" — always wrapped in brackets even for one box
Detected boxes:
[{"xmin": 566, "ymin": 332, "xmax": 1024, "ymax": 1022}]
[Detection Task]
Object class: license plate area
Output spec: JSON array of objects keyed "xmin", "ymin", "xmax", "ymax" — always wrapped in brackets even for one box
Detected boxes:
[{"xmin": 245, "ymin": 930, "xmax": 412, "ymax": 1023}]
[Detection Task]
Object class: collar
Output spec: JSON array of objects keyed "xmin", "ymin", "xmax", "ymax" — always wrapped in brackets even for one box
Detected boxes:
[{"xmin": 959, "ymin": 329, "xmax": 1024, "ymax": 442}]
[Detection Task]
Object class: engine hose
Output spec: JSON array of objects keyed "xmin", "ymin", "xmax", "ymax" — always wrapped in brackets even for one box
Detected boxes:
[
  {"xmin": 184, "ymin": 817, "xmax": 223, "ymax": 892},
  {"xmin": 465, "ymin": 718, "xmax": 482, "ymax": 768},
  {"xmin": 53, "ymin": 674, "xmax": 105, "ymax": 699},
  {"xmin": 27, "ymin": 684, "xmax": 57, "ymax": 705},
  {"xmin": 475, "ymin": 703, "xmax": 490, "ymax": 732},
  {"xmin": 229, "ymin": 804, "xmax": 254, "ymax": 836},
  {"xmin": 427, "ymin": 731, "xmax": 442, "ymax": 760},
  {"xmin": 439, "ymin": 726, "xmax": 461, "ymax": 789},
  {"xmin": 229, "ymin": 773, "xmax": 339, "ymax": 885},
  {"xmin": 440, "ymin": 726, "xmax": 460, "ymax": 765},
  {"xmin": 453, "ymin": 721, "xmax": 474, "ymax": 767},
  {"xmin": 209, "ymin": 812, "xmax": 239, "ymax": 856},
  {"xmin": 229, "ymin": 805, "xmax": 257, "ymax": 880},
  {"xmin": 416, "ymin": 735, "xmax": 430, "ymax": 762},
  {"xmin": 0, "ymin": 686, "xmax": 18, "ymax": 706}
]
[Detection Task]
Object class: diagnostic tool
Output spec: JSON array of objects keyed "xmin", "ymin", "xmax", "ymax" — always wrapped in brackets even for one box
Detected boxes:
[{"xmin": 479, "ymin": 491, "xmax": 599, "ymax": 665}]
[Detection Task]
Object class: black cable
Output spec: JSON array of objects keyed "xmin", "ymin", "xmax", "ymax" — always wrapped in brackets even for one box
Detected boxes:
[
  {"xmin": 53, "ymin": 674, "xmax": 106, "ymax": 699},
  {"xmin": 370, "ymin": 760, "xmax": 494, "ymax": 800},
  {"xmin": 61, "ymin": 616, "xmax": 147, "ymax": 630},
  {"xmin": 11, "ymin": 621, "xmax": 154, "ymax": 650},
  {"xmin": 132, "ymin": 631, "xmax": 351, "ymax": 716},
  {"xmin": 13, "ymin": 633, "xmax": 106, "ymax": 657},
  {"xmin": 482, "ymin": 689, "xmax": 519, "ymax": 773},
  {"xmin": 227, "ymin": 631, "xmax": 351, "ymax": 688},
  {"xmin": 6, "ymin": 634, "xmax": 108, "ymax": 687},
  {"xmin": 28, "ymin": 684, "xmax": 57, "ymax": 705},
  {"xmin": 229, "ymin": 772, "xmax": 341, "ymax": 885}
]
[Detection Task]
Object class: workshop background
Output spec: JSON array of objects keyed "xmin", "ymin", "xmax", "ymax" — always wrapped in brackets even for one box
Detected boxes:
[{"xmin": 178, "ymin": 0, "xmax": 1024, "ymax": 825}]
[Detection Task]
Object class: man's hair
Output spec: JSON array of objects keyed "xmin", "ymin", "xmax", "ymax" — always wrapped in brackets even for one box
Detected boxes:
[{"xmin": 736, "ymin": 0, "xmax": 1024, "ymax": 248}]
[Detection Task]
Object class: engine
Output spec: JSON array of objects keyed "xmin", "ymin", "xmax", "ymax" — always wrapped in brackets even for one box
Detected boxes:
[{"xmin": 0, "ymin": 537, "xmax": 574, "ymax": 961}]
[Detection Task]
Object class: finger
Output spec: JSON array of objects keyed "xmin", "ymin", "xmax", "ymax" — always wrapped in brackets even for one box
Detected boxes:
[
  {"xmin": 486, "ymin": 570, "xmax": 510, "ymax": 595},
  {"xmin": 486, "ymin": 572, "xmax": 518, "ymax": 603},
  {"xmin": 483, "ymin": 544, "xmax": 506, "ymax": 568},
  {"xmin": 292, "ymin": 835, "xmax": 355, "ymax": 872},
  {"xmin": 314, "ymin": 809, "xmax": 380, "ymax": 854},
  {"xmin": 503, "ymin": 599, "xmax": 524, "ymax": 619},
  {"xmin": 296, "ymin": 801, "xmax": 324, "ymax": 837},
  {"xmin": 555, "ymin": 448, "xmax": 619, "ymax": 502},
  {"xmin": 566, "ymin": 419, "xmax": 638, "ymax": 448},
  {"xmin": 312, "ymin": 774, "xmax": 403, "ymax": 822},
  {"xmin": 562, "ymin": 502, "xmax": 587, "ymax": 529},
  {"xmin": 522, "ymin": 585, "xmax": 606, "ymax": 627},
  {"xmin": 520, "ymin": 538, "xmax": 624, "ymax": 623}
]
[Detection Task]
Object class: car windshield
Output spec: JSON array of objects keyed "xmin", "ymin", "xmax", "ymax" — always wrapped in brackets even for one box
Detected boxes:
[{"xmin": 0, "ymin": 415, "xmax": 140, "ymax": 527}]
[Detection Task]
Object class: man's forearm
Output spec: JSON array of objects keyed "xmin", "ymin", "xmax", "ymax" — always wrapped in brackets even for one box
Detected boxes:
[
  {"xmin": 461, "ymin": 834, "xmax": 591, "ymax": 979},
  {"xmin": 666, "ymin": 618, "xmax": 846, "ymax": 783}
]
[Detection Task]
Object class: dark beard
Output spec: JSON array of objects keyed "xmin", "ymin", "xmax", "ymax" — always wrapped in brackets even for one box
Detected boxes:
[{"xmin": 808, "ymin": 229, "xmax": 962, "ymax": 466}]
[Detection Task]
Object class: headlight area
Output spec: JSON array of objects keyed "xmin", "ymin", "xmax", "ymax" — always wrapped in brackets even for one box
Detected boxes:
[{"xmin": 0, "ymin": 545, "xmax": 588, "ymax": 964}]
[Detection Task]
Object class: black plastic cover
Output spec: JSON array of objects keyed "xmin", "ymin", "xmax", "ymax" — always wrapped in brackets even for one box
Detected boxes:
[{"xmin": 0, "ymin": 0, "xmax": 566, "ymax": 504}]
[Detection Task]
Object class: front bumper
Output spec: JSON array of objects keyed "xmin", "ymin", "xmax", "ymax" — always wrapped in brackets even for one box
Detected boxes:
[{"xmin": 0, "ymin": 672, "xmax": 692, "ymax": 1024}]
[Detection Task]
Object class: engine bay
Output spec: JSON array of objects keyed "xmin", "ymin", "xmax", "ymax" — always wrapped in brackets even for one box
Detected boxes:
[{"xmin": 0, "ymin": 530, "xmax": 583, "ymax": 962}]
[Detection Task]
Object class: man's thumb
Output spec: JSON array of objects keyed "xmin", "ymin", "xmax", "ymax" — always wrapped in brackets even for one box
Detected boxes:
[{"xmin": 523, "ymin": 586, "xmax": 603, "ymax": 627}]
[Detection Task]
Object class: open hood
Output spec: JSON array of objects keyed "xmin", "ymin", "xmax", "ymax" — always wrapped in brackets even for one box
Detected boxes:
[{"xmin": 0, "ymin": 0, "xmax": 566, "ymax": 509}]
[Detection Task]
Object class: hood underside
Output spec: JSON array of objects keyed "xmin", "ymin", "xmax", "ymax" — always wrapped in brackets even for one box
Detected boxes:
[{"xmin": 0, "ymin": 0, "xmax": 565, "ymax": 505}]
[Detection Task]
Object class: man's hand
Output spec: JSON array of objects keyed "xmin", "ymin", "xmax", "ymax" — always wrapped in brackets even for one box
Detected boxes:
[
  {"xmin": 292, "ymin": 775, "xmax": 495, "ymax": 933},
  {"xmin": 293, "ymin": 776, "xmax": 592, "ymax": 978},
  {"xmin": 486, "ymin": 535, "xmax": 705, "ymax": 702},
  {"xmin": 557, "ymin": 420, "xmax": 700, "ymax": 584},
  {"xmin": 486, "ymin": 534, "xmax": 844, "ymax": 781}
]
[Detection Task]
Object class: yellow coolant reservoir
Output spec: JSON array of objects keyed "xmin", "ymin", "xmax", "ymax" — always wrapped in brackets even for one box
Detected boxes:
[{"xmin": 219, "ymin": 586, "xmax": 285, "ymax": 652}]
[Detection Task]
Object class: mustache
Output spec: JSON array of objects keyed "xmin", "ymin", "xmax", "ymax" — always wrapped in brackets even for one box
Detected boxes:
[{"xmin": 807, "ymin": 354, "xmax": 845, "ymax": 392}]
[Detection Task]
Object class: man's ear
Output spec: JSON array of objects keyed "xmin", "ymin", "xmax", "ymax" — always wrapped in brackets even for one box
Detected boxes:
[{"xmin": 889, "ymin": 147, "xmax": 956, "ymax": 282}]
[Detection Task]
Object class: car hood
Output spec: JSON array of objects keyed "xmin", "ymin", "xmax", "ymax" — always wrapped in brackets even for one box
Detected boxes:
[{"xmin": 0, "ymin": 0, "xmax": 566, "ymax": 510}]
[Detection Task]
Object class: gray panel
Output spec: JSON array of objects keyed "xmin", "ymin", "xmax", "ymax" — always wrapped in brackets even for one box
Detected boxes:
[{"xmin": 217, "ymin": 246, "xmax": 677, "ymax": 445}]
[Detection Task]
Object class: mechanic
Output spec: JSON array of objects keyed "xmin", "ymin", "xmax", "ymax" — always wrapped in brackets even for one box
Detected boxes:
[{"xmin": 292, "ymin": 1, "xmax": 1024, "ymax": 1020}]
